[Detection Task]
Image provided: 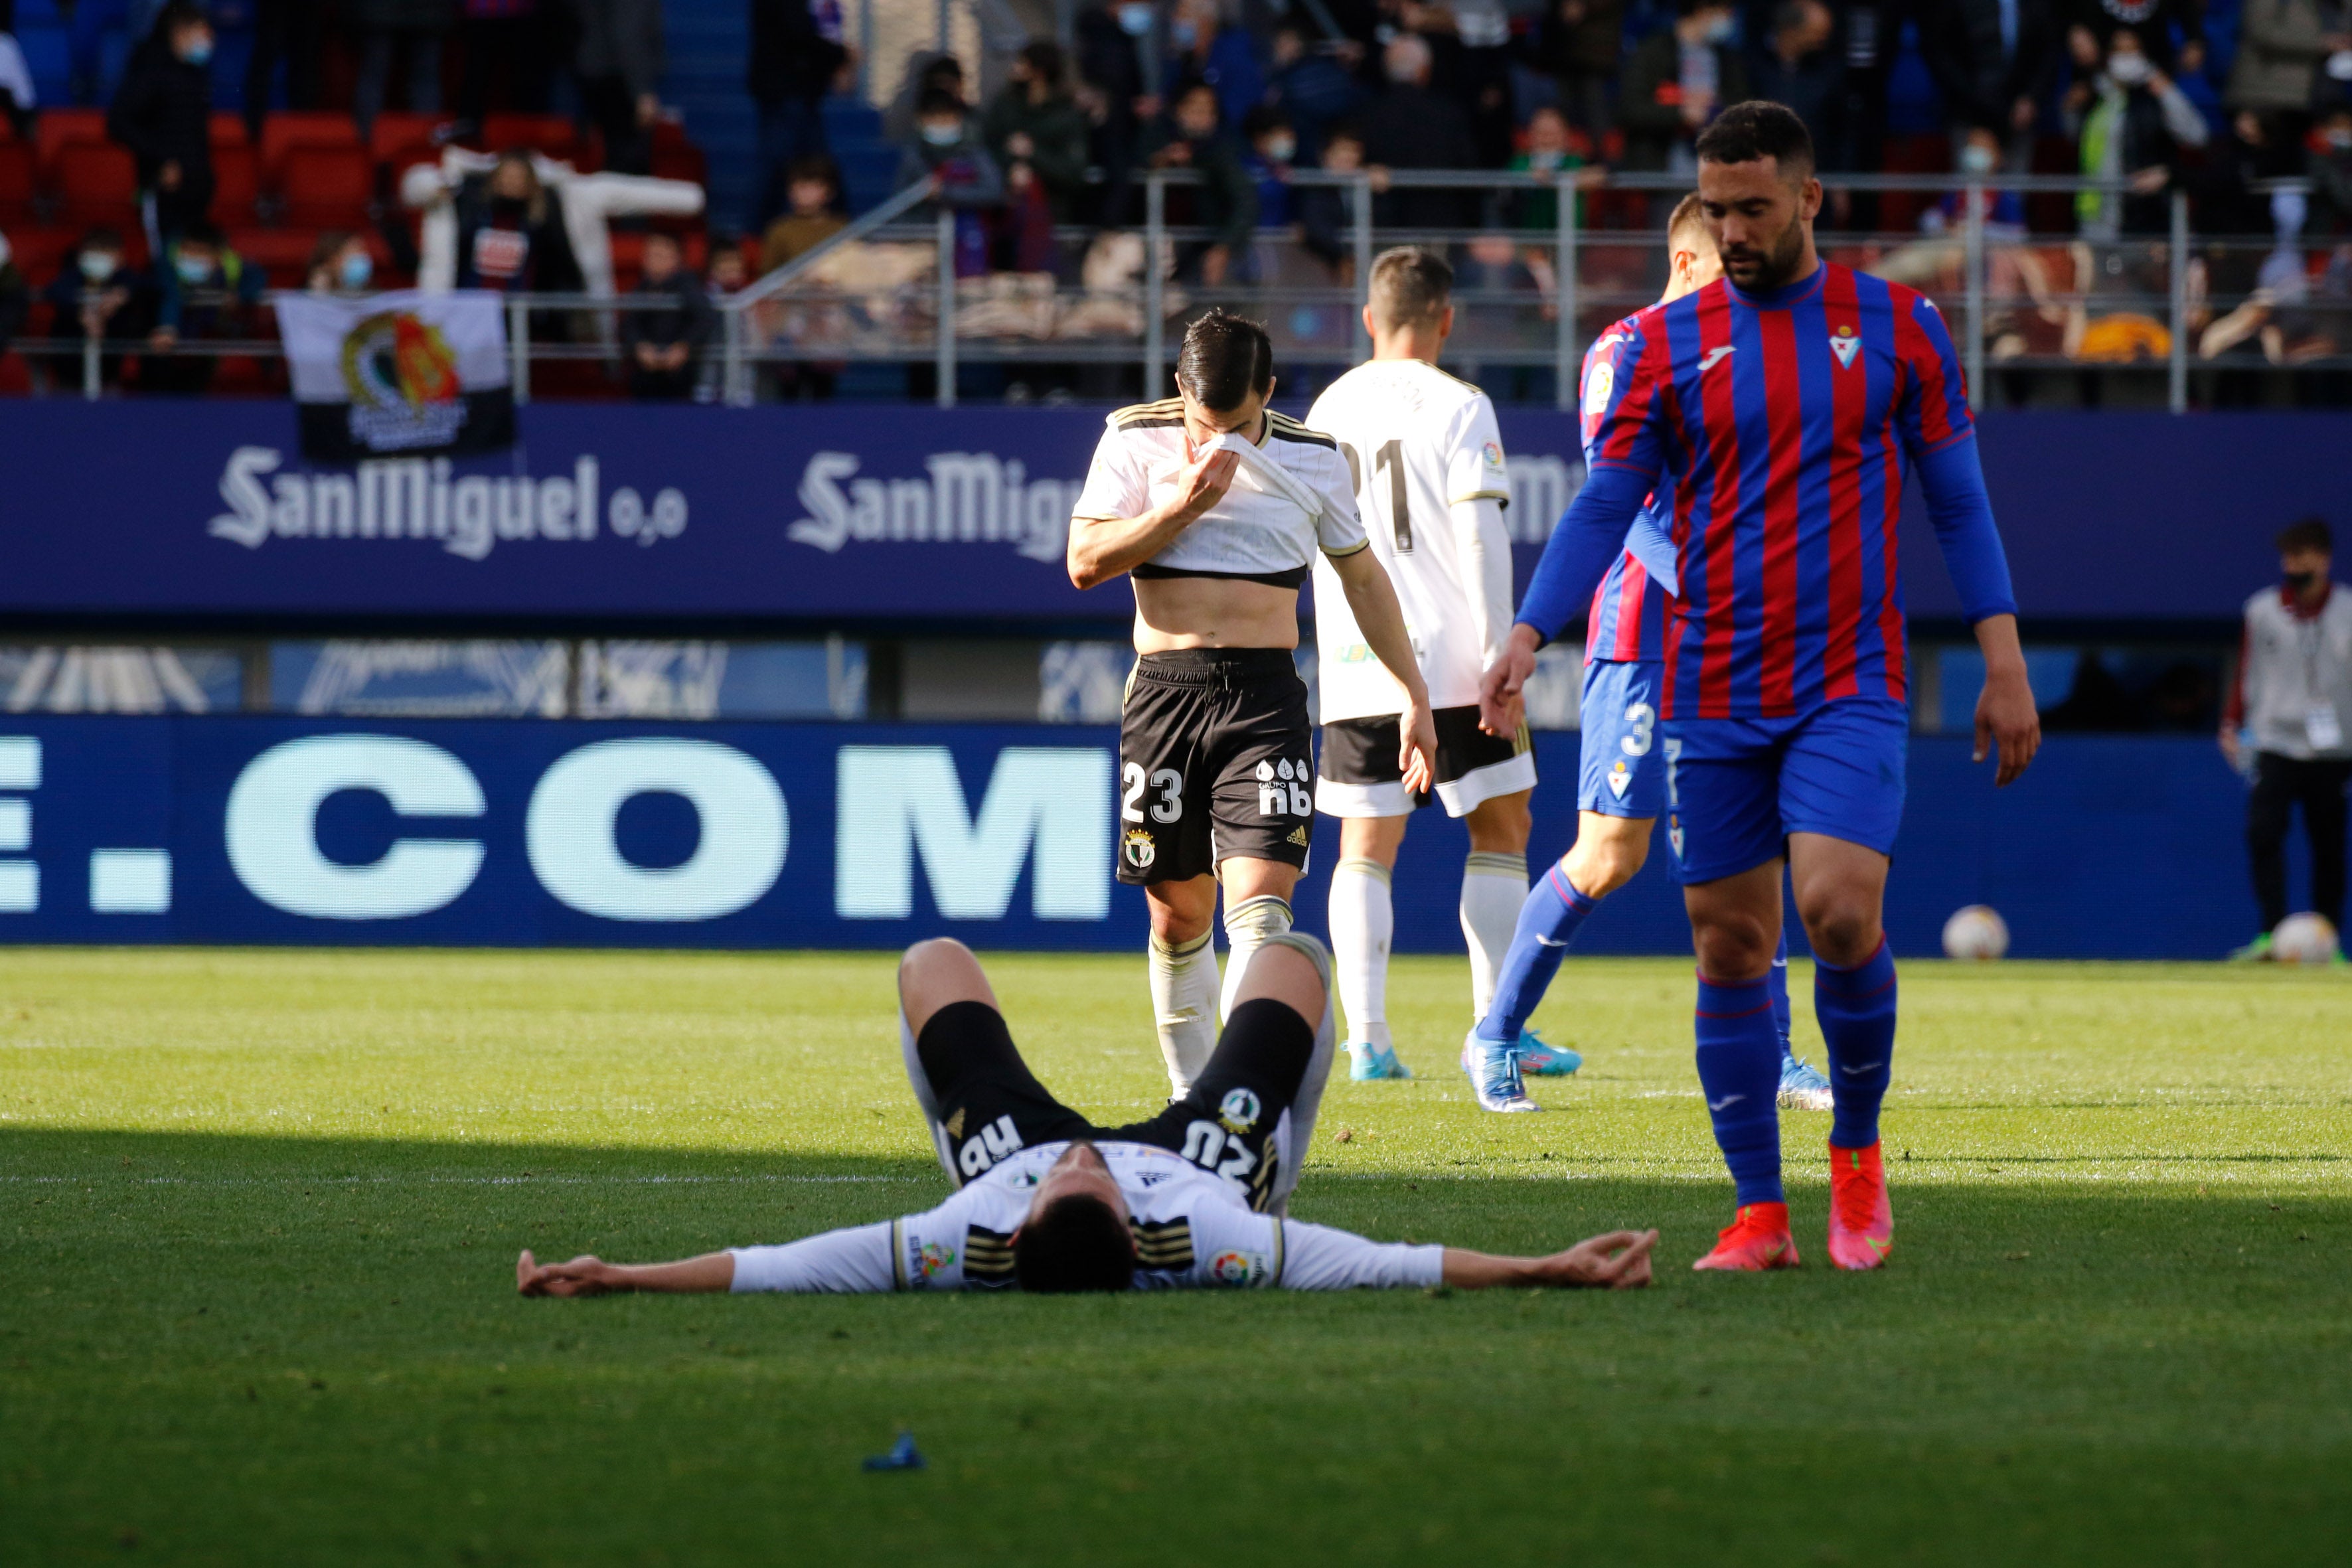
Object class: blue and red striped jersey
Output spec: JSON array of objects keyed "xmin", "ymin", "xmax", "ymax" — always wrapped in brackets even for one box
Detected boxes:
[
  {"xmin": 1585, "ymin": 545, "xmax": 1668, "ymax": 664},
  {"xmin": 1579, "ymin": 263, "xmax": 1976, "ymax": 719}
]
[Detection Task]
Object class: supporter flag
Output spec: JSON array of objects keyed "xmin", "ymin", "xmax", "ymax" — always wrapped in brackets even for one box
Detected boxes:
[{"xmin": 275, "ymin": 290, "xmax": 516, "ymax": 462}]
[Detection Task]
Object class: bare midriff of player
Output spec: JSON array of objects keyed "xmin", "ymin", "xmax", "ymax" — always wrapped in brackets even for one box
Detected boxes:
[{"xmin": 1067, "ymin": 311, "xmax": 1438, "ymax": 1095}]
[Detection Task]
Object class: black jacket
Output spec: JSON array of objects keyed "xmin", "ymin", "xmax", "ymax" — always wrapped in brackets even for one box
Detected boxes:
[
  {"xmin": 1925, "ymin": 0, "xmax": 2059, "ymax": 131},
  {"xmin": 749, "ymin": 0, "xmax": 848, "ymax": 104},
  {"xmin": 620, "ymin": 272, "xmax": 717, "ymax": 354},
  {"xmin": 1360, "ymin": 82, "xmax": 1481, "ymax": 228},
  {"xmin": 108, "ymin": 35, "xmax": 212, "ymax": 183},
  {"xmin": 451, "ymin": 180, "xmax": 584, "ymax": 293}
]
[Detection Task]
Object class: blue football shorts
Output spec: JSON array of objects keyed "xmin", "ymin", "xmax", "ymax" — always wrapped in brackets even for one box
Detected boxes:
[
  {"xmin": 1660, "ymin": 697, "xmax": 1909, "ymax": 885},
  {"xmin": 1577, "ymin": 659, "xmax": 1666, "ymax": 821}
]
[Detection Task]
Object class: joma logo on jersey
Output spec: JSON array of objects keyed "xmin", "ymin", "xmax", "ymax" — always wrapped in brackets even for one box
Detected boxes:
[
  {"xmin": 955, "ymin": 1113, "xmax": 1025, "ymax": 1178},
  {"xmin": 1255, "ymin": 757, "xmax": 1312, "ymax": 817}
]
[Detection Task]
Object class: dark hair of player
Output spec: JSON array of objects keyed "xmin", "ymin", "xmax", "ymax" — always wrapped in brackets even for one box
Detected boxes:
[
  {"xmin": 1693, "ymin": 101, "xmax": 1816, "ymax": 182},
  {"xmin": 1014, "ymin": 1193, "xmax": 1137, "ymax": 1293},
  {"xmin": 1176, "ymin": 309, "xmax": 1275, "ymax": 414},
  {"xmin": 1666, "ymin": 193, "xmax": 1708, "ymax": 249},
  {"xmin": 1366, "ymin": 246, "xmax": 1452, "ymax": 328},
  {"xmin": 2277, "ymin": 515, "xmax": 2333, "ymax": 555}
]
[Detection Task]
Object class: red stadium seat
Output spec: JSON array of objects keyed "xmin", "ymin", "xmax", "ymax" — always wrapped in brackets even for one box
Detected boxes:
[
  {"xmin": 209, "ymin": 112, "xmax": 250, "ymax": 150},
  {"xmin": 0, "ymin": 141, "xmax": 35, "ymax": 224},
  {"xmin": 211, "ymin": 141, "xmax": 262, "ymax": 226},
  {"xmin": 260, "ymin": 112, "xmax": 361, "ymax": 185},
  {"xmin": 228, "ymin": 226, "xmax": 329, "ymax": 288},
  {"xmin": 279, "ymin": 144, "xmax": 372, "ymax": 229},
  {"xmin": 35, "ymin": 108, "xmax": 110, "ymax": 182},
  {"xmin": 482, "ymin": 113, "xmax": 577, "ymax": 161},
  {"xmin": 0, "ymin": 350, "xmax": 30, "ymax": 396},
  {"xmin": 7, "ymin": 226, "xmax": 82, "ymax": 288},
  {"xmin": 651, "ymin": 143, "xmax": 708, "ymax": 188},
  {"xmin": 54, "ymin": 141, "xmax": 140, "ymax": 227},
  {"xmin": 370, "ymin": 112, "xmax": 452, "ymax": 170}
]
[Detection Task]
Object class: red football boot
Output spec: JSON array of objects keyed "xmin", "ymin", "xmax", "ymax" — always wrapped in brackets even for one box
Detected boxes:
[
  {"xmin": 1826, "ymin": 1140, "xmax": 1894, "ymax": 1270},
  {"xmin": 1690, "ymin": 1201, "xmax": 1800, "ymax": 1271}
]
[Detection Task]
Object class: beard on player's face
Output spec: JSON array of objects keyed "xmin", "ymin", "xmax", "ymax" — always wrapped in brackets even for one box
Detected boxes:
[{"xmin": 1721, "ymin": 207, "xmax": 1807, "ymax": 291}]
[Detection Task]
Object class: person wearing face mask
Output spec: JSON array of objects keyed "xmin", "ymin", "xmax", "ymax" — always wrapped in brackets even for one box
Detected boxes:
[
  {"xmin": 305, "ymin": 231, "xmax": 379, "ymax": 294},
  {"xmin": 1505, "ymin": 104, "xmax": 1594, "ymax": 233},
  {"xmin": 1749, "ymin": 0, "xmax": 1846, "ymax": 165},
  {"xmin": 1144, "ymin": 82, "xmax": 1257, "ymax": 285},
  {"xmin": 984, "ymin": 40, "xmax": 1091, "ymax": 223},
  {"xmin": 145, "ymin": 219, "xmax": 262, "ymax": 393},
  {"xmin": 43, "ymin": 226, "xmax": 151, "ymax": 390},
  {"xmin": 1266, "ymin": 21, "xmax": 1364, "ymax": 160},
  {"xmin": 2225, "ymin": 0, "xmax": 2351, "ymax": 151},
  {"xmin": 1164, "ymin": 0, "xmax": 1265, "ymax": 138},
  {"xmin": 1361, "ymin": 33, "xmax": 1480, "ymax": 230},
  {"xmin": 107, "ymin": 3, "xmax": 216, "ymax": 249},
  {"xmin": 1618, "ymin": 1, "xmax": 1748, "ymax": 177},
  {"xmin": 1923, "ymin": 0, "xmax": 2061, "ymax": 175},
  {"xmin": 2223, "ymin": 516, "xmax": 2352, "ymax": 961},
  {"xmin": 1240, "ymin": 106, "xmax": 1299, "ymax": 230},
  {"xmin": 2070, "ymin": 29, "xmax": 2210, "ymax": 238}
]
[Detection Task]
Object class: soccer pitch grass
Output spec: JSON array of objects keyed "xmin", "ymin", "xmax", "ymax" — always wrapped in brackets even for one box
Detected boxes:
[{"xmin": 4, "ymin": 950, "xmax": 2348, "ymax": 1566}]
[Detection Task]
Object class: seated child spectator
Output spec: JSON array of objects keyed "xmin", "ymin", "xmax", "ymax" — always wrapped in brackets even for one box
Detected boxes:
[
  {"xmin": 146, "ymin": 221, "xmax": 264, "ymax": 394},
  {"xmin": 760, "ymin": 155, "xmax": 848, "ymax": 272},
  {"xmin": 305, "ymin": 232, "xmax": 378, "ymax": 294},
  {"xmin": 1241, "ymin": 106, "xmax": 1298, "ymax": 229},
  {"xmin": 619, "ymin": 230, "xmax": 716, "ymax": 401},
  {"xmin": 44, "ymin": 227, "xmax": 151, "ymax": 390}
]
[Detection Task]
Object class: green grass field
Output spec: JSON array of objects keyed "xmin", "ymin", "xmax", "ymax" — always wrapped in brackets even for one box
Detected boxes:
[{"xmin": 4, "ymin": 947, "xmax": 2348, "ymax": 1566}]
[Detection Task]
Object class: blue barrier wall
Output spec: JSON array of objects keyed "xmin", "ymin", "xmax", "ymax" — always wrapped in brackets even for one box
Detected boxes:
[
  {"xmin": 0, "ymin": 718, "xmax": 2280, "ymax": 957},
  {"xmin": 4, "ymin": 402, "xmax": 2342, "ymax": 623}
]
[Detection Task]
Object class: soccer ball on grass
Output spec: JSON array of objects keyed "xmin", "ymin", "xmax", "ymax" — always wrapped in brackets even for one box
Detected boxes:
[
  {"xmin": 1941, "ymin": 904, "xmax": 2009, "ymax": 961},
  {"xmin": 2271, "ymin": 912, "xmax": 2339, "ymax": 966}
]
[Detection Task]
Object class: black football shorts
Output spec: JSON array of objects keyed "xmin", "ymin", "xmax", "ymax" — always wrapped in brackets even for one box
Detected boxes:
[
  {"xmin": 1316, "ymin": 704, "xmax": 1535, "ymax": 818},
  {"xmin": 1117, "ymin": 648, "xmax": 1315, "ymax": 884}
]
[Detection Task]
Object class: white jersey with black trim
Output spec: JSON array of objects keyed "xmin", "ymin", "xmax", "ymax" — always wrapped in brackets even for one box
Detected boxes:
[
  {"xmin": 1306, "ymin": 360, "xmax": 1515, "ymax": 720},
  {"xmin": 1070, "ymin": 400, "xmax": 1369, "ymax": 585},
  {"xmin": 728, "ymin": 1140, "xmax": 1444, "ymax": 1294}
]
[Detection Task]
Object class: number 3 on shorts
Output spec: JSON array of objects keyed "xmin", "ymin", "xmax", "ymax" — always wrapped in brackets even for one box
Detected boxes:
[
  {"xmin": 1619, "ymin": 702, "xmax": 1655, "ymax": 759},
  {"xmin": 1122, "ymin": 762, "xmax": 1184, "ymax": 823}
]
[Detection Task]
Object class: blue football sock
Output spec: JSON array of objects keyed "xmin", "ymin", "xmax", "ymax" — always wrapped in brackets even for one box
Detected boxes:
[
  {"xmin": 1695, "ymin": 973, "xmax": 1784, "ymax": 1206},
  {"xmin": 1472, "ymin": 864, "xmax": 1597, "ymax": 1043},
  {"xmin": 1768, "ymin": 928, "xmax": 1792, "ymax": 1054},
  {"xmin": 1815, "ymin": 939, "xmax": 1897, "ymax": 1149}
]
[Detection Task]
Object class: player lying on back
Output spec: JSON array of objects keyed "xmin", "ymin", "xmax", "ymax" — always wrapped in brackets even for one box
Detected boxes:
[
  {"xmin": 1304, "ymin": 246, "xmax": 1579, "ymax": 1089},
  {"xmin": 1065, "ymin": 311, "xmax": 1439, "ymax": 1100},
  {"xmin": 516, "ymin": 937, "xmax": 1657, "ymax": 1296},
  {"xmin": 1464, "ymin": 196, "xmax": 1834, "ymax": 1117},
  {"xmin": 1486, "ymin": 102, "xmax": 2041, "ymax": 1271}
]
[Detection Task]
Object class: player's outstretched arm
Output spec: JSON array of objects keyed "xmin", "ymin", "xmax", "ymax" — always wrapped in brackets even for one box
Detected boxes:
[
  {"xmin": 1328, "ymin": 545, "xmax": 1439, "ymax": 793},
  {"xmin": 516, "ymin": 1248, "xmax": 735, "ymax": 1296},
  {"xmin": 1441, "ymin": 1229, "xmax": 1658, "ymax": 1291},
  {"xmin": 1065, "ymin": 447, "xmax": 1239, "ymax": 589}
]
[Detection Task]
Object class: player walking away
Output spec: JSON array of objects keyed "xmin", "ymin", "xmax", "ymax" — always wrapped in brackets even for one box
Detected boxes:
[
  {"xmin": 516, "ymin": 937, "xmax": 1658, "ymax": 1296},
  {"xmin": 1488, "ymin": 103, "xmax": 2041, "ymax": 1271},
  {"xmin": 1468, "ymin": 198, "xmax": 1835, "ymax": 1117},
  {"xmin": 1067, "ymin": 310, "xmax": 1438, "ymax": 1099},
  {"xmin": 1304, "ymin": 246, "xmax": 1577, "ymax": 1088}
]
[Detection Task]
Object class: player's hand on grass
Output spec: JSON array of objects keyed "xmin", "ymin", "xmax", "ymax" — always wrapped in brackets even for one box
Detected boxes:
[
  {"xmin": 516, "ymin": 1249, "xmax": 627, "ymax": 1298},
  {"xmin": 1479, "ymin": 625, "xmax": 1541, "ymax": 737},
  {"xmin": 1543, "ymin": 1229, "xmax": 1657, "ymax": 1289},
  {"xmin": 1401, "ymin": 696, "xmax": 1439, "ymax": 797},
  {"xmin": 1974, "ymin": 663, "xmax": 2041, "ymax": 787}
]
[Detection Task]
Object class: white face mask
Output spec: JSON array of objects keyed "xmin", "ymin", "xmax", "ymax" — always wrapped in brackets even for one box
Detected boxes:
[
  {"xmin": 1527, "ymin": 147, "xmax": 1565, "ymax": 171},
  {"xmin": 1264, "ymin": 135, "xmax": 1296, "ymax": 163},
  {"xmin": 920, "ymin": 120, "xmax": 962, "ymax": 147},
  {"xmin": 2107, "ymin": 52, "xmax": 2152, "ymax": 86},
  {"xmin": 80, "ymin": 252, "xmax": 118, "ymax": 282},
  {"xmin": 1960, "ymin": 143, "xmax": 1998, "ymax": 175},
  {"xmin": 175, "ymin": 252, "xmax": 214, "ymax": 284}
]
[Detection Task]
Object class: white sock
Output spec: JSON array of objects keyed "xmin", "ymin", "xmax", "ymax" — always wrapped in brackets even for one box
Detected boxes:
[
  {"xmin": 1326, "ymin": 856, "xmax": 1393, "ymax": 1050},
  {"xmin": 1218, "ymin": 894, "xmax": 1294, "ymax": 1027},
  {"xmin": 1461, "ymin": 852, "xmax": 1529, "ymax": 1020},
  {"xmin": 1148, "ymin": 930, "xmax": 1220, "ymax": 1096}
]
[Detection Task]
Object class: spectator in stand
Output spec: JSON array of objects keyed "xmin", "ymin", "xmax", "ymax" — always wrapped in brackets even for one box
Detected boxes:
[
  {"xmin": 2311, "ymin": 102, "xmax": 2352, "ymax": 233},
  {"xmin": 446, "ymin": 150, "xmax": 584, "ymax": 291},
  {"xmin": 108, "ymin": 3, "xmax": 216, "ymax": 248},
  {"xmin": 2069, "ymin": 27, "xmax": 2211, "ymax": 238},
  {"xmin": 349, "ymin": 0, "xmax": 455, "ymax": 133},
  {"xmin": 1241, "ymin": 107, "xmax": 1299, "ymax": 229},
  {"xmin": 0, "ymin": 230, "xmax": 28, "ymax": 358},
  {"xmin": 1144, "ymin": 80, "xmax": 1257, "ymax": 283},
  {"xmin": 243, "ymin": 0, "xmax": 325, "ymax": 141},
  {"xmin": 1362, "ymin": 33, "xmax": 1480, "ymax": 230},
  {"xmin": 1298, "ymin": 121, "xmax": 1368, "ymax": 276},
  {"xmin": 886, "ymin": 54, "xmax": 971, "ymax": 144},
  {"xmin": 1924, "ymin": 0, "xmax": 2060, "ymax": 170},
  {"xmin": 1528, "ymin": 0, "xmax": 1626, "ymax": 140},
  {"xmin": 406, "ymin": 143, "xmax": 702, "ymax": 297},
  {"xmin": 145, "ymin": 220, "xmax": 262, "ymax": 394},
  {"xmin": 2067, "ymin": 0, "xmax": 2206, "ymax": 75},
  {"xmin": 1828, "ymin": 1, "xmax": 1897, "ymax": 227},
  {"xmin": 305, "ymin": 231, "xmax": 378, "ymax": 293},
  {"xmin": 1164, "ymin": 0, "xmax": 1265, "ymax": 134},
  {"xmin": 898, "ymin": 86, "xmax": 1004, "ymax": 279},
  {"xmin": 1618, "ymin": 1, "xmax": 1747, "ymax": 174},
  {"xmin": 619, "ymin": 230, "xmax": 716, "ymax": 401},
  {"xmin": 749, "ymin": 0, "xmax": 850, "ymax": 231},
  {"xmin": 2195, "ymin": 108, "xmax": 2302, "ymax": 233},
  {"xmin": 1073, "ymin": 3, "xmax": 1153, "ymax": 226},
  {"xmin": 1266, "ymin": 21, "xmax": 1364, "ymax": 158},
  {"xmin": 1506, "ymin": 104, "xmax": 1597, "ymax": 232},
  {"xmin": 44, "ymin": 227, "xmax": 150, "ymax": 390},
  {"xmin": 459, "ymin": 0, "xmax": 557, "ymax": 124},
  {"xmin": 2223, "ymin": 515, "xmax": 2352, "ymax": 960},
  {"xmin": 759, "ymin": 155, "xmax": 846, "ymax": 271},
  {"xmin": 1750, "ymin": 0, "xmax": 1845, "ymax": 159},
  {"xmin": 2228, "ymin": 0, "xmax": 2352, "ymax": 145},
  {"xmin": 984, "ymin": 41, "xmax": 1092, "ymax": 222},
  {"xmin": 574, "ymin": 0, "xmax": 666, "ymax": 175},
  {"xmin": 1, "ymin": 12, "xmax": 38, "ymax": 137},
  {"xmin": 707, "ymin": 242, "xmax": 750, "ymax": 297}
]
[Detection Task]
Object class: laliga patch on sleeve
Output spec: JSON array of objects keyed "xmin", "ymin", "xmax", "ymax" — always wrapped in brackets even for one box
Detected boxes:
[
  {"xmin": 1582, "ymin": 359, "xmax": 1614, "ymax": 418},
  {"xmin": 1208, "ymin": 1249, "xmax": 1269, "ymax": 1287}
]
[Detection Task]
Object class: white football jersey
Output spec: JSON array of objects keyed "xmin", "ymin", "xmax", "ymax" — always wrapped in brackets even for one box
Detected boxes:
[
  {"xmin": 1071, "ymin": 400, "xmax": 1368, "ymax": 586},
  {"xmin": 1307, "ymin": 360, "xmax": 1514, "ymax": 720}
]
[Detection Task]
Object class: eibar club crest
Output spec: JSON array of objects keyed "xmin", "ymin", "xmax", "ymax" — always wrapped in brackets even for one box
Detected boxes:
[{"xmin": 1829, "ymin": 325, "xmax": 1863, "ymax": 370}]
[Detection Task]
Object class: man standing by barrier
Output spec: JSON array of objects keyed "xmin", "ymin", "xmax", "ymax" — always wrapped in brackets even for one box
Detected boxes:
[
  {"xmin": 2224, "ymin": 516, "xmax": 2352, "ymax": 962},
  {"xmin": 1068, "ymin": 311, "xmax": 1437, "ymax": 1098}
]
